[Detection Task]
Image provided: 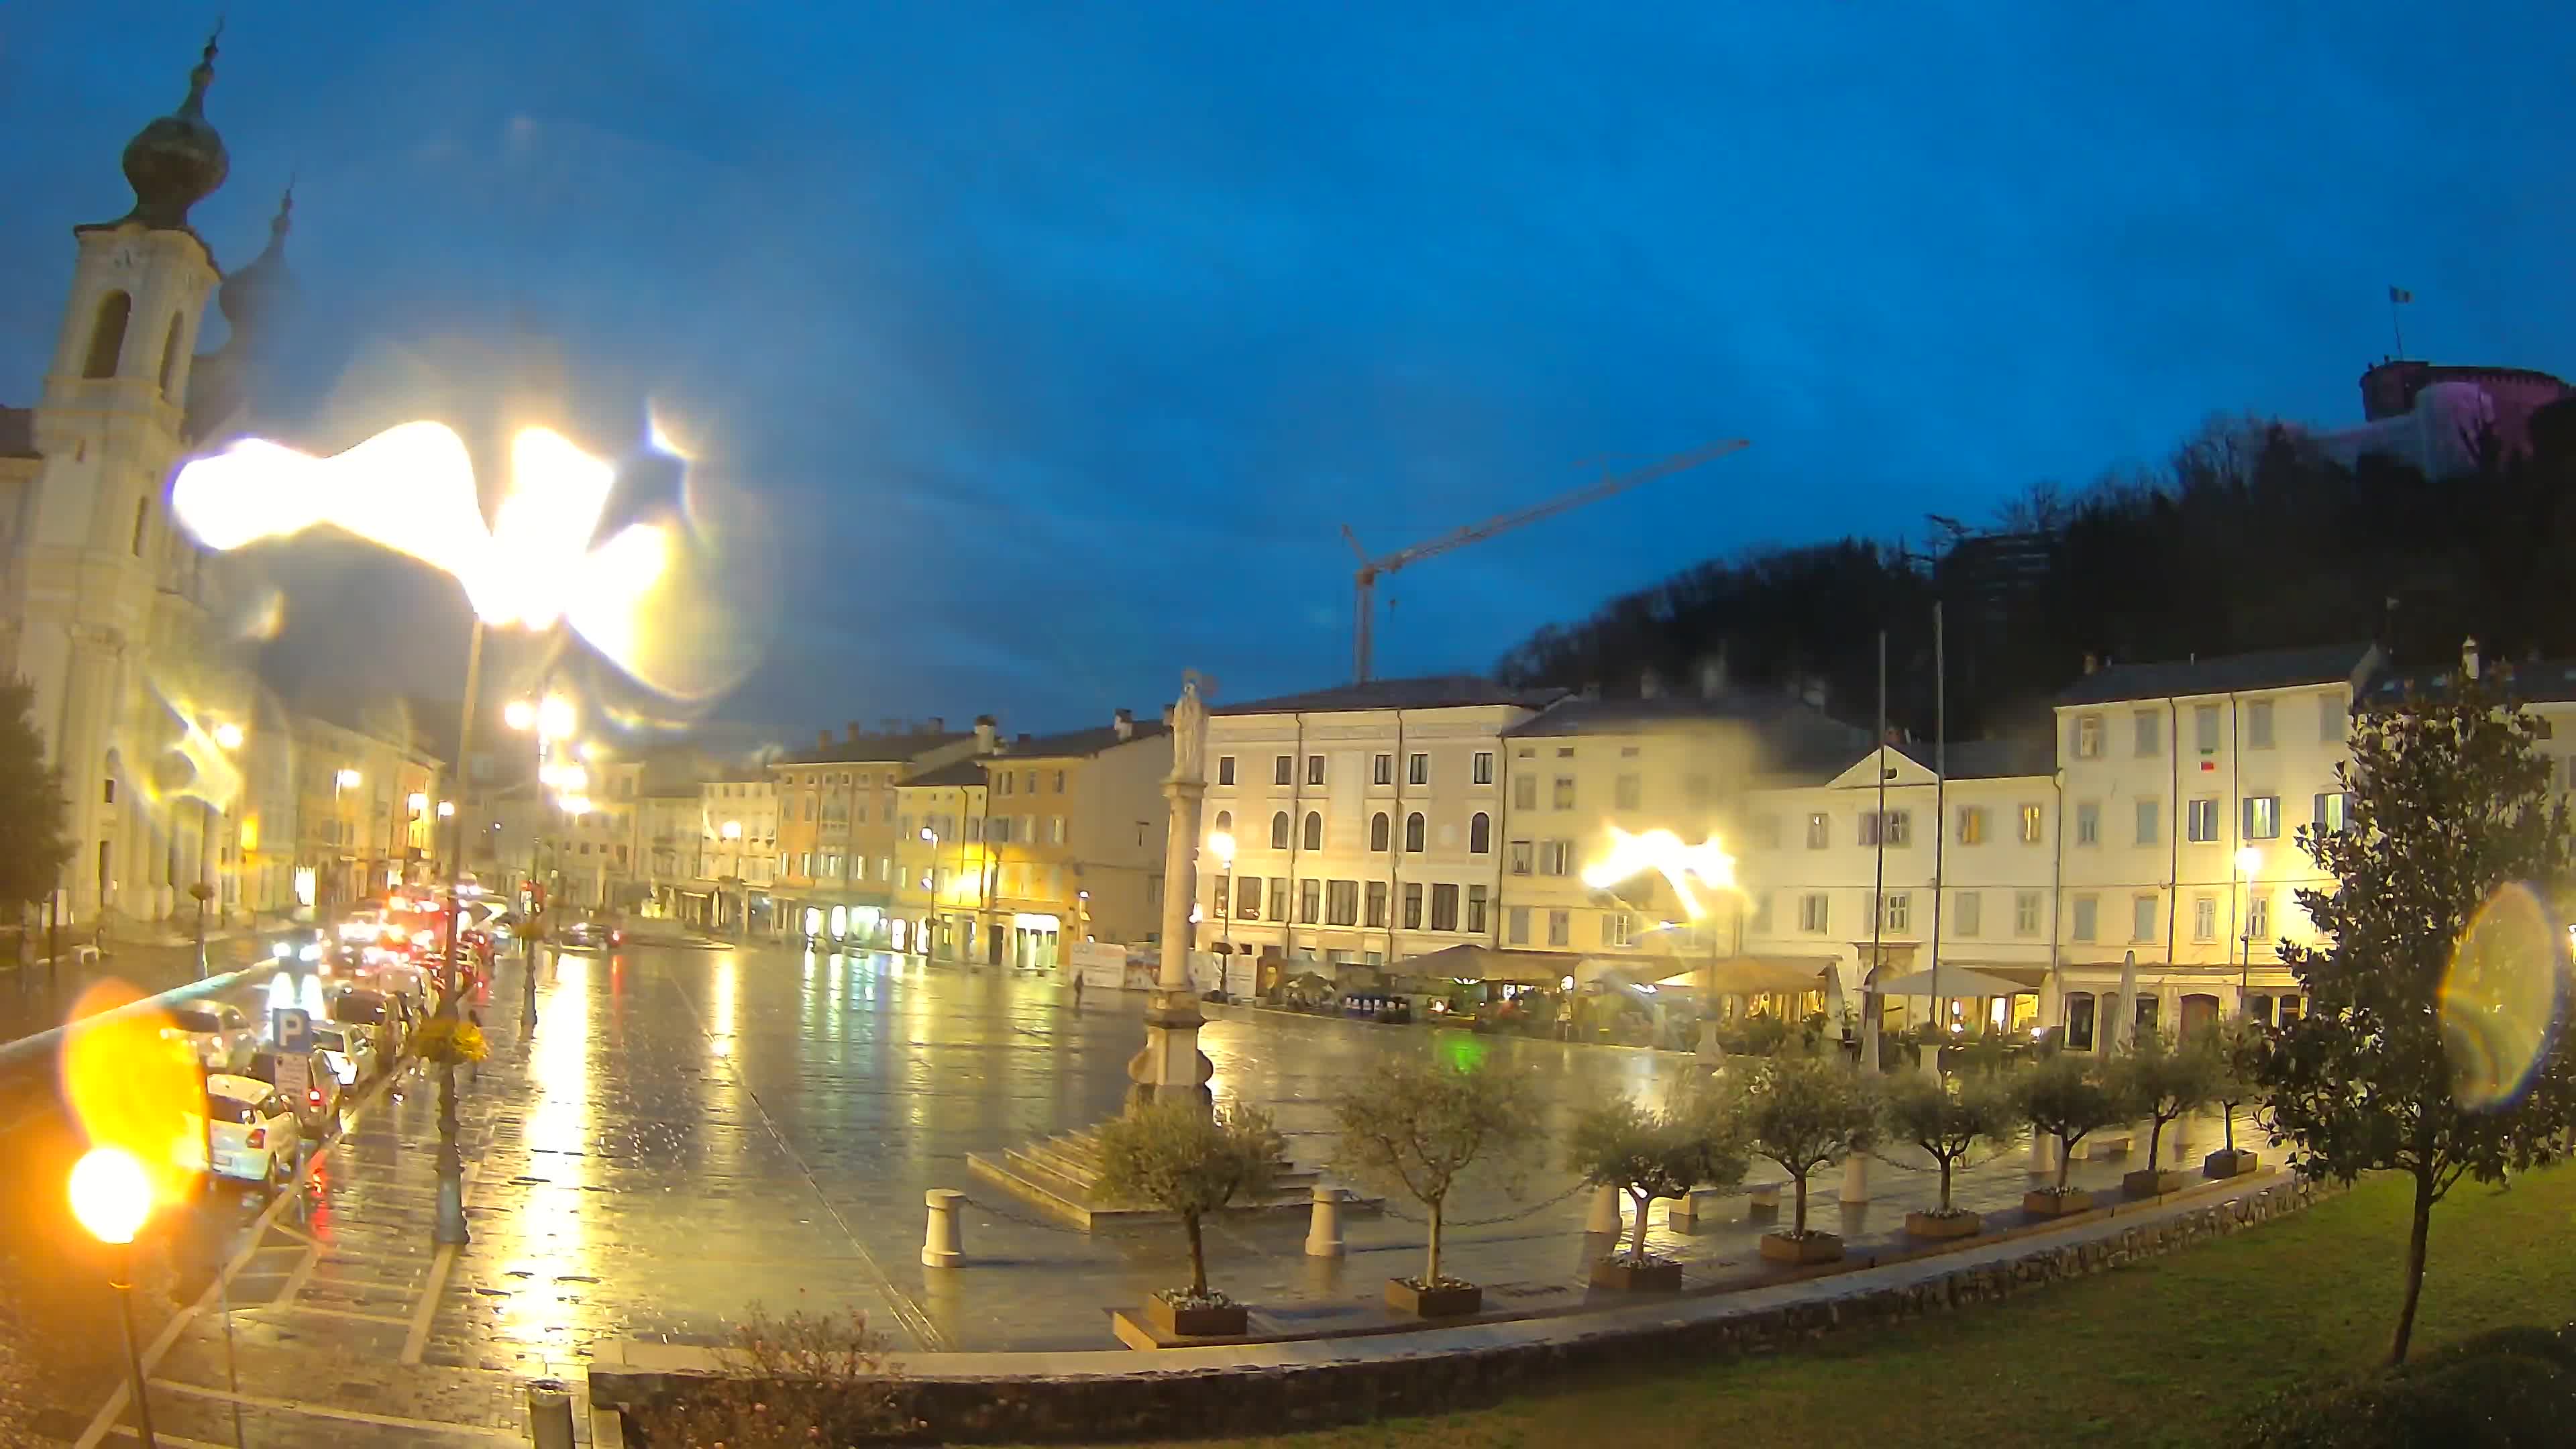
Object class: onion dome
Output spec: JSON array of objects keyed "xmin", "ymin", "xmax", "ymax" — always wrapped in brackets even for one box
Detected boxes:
[
  {"xmin": 217, "ymin": 184, "xmax": 293, "ymax": 336},
  {"xmin": 118, "ymin": 26, "xmax": 229, "ymax": 230}
]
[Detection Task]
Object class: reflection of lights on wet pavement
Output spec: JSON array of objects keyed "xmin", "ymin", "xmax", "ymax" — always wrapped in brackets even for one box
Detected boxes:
[
  {"xmin": 2442, "ymin": 882, "xmax": 2571, "ymax": 1111},
  {"xmin": 501, "ymin": 949, "xmax": 592, "ymax": 1348}
]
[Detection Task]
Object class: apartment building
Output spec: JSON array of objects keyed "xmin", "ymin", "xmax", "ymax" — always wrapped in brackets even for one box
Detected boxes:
[
  {"xmin": 2050, "ymin": 643, "xmax": 2378, "ymax": 1048},
  {"xmin": 890, "ymin": 757, "xmax": 991, "ymax": 959},
  {"xmin": 977, "ymin": 708, "xmax": 1173, "ymax": 965},
  {"xmin": 686, "ymin": 773, "xmax": 778, "ymax": 932},
  {"xmin": 772, "ymin": 720, "xmax": 989, "ymax": 947},
  {"xmin": 1199, "ymin": 677, "xmax": 1560, "ymax": 969},
  {"xmin": 290, "ymin": 712, "xmax": 443, "ymax": 915}
]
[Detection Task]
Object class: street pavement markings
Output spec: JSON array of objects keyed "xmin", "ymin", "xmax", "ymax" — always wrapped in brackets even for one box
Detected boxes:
[{"xmin": 400, "ymin": 1162, "xmax": 482, "ymax": 1365}]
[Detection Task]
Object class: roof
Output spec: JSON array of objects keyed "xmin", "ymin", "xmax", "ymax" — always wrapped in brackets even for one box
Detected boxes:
[
  {"xmin": 1214, "ymin": 675, "xmax": 1564, "ymax": 716},
  {"xmin": 991, "ymin": 720, "xmax": 1171, "ymax": 760},
  {"xmin": 1503, "ymin": 691, "xmax": 1811, "ymax": 738},
  {"xmin": 2054, "ymin": 643, "xmax": 2377, "ymax": 707},
  {"xmin": 779, "ymin": 731, "xmax": 969, "ymax": 766},
  {"xmin": 1890, "ymin": 736, "xmax": 2055, "ymax": 780},
  {"xmin": 902, "ymin": 758, "xmax": 988, "ymax": 789},
  {"xmin": 2361, "ymin": 655, "xmax": 2576, "ymax": 707},
  {"xmin": 0, "ymin": 407, "xmax": 33, "ymax": 459}
]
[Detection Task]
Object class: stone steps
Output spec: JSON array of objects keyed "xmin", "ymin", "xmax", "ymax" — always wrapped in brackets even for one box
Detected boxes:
[{"xmin": 967, "ymin": 1130, "xmax": 1366, "ymax": 1232}]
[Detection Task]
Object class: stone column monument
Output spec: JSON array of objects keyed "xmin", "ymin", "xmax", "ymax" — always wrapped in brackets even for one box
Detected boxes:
[{"xmin": 1128, "ymin": 674, "xmax": 1215, "ymax": 1110}]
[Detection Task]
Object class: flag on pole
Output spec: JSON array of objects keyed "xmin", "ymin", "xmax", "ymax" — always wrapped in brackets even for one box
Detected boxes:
[{"xmin": 2389, "ymin": 285, "xmax": 2414, "ymax": 304}]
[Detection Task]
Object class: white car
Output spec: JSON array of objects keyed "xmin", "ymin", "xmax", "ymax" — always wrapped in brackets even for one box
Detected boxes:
[
  {"xmin": 204, "ymin": 1073, "xmax": 301, "ymax": 1188},
  {"xmin": 307, "ymin": 1020, "xmax": 377, "ymax": 1087},
  {"xmin": 168, "ymin": 1003, "xmax": 258, "ymax": 1073}
]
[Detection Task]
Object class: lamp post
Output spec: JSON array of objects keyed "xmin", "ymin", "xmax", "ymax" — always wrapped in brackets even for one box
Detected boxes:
[
  {"xmin": 1209, "ymin": 830, "xmax": 1236, "ymax": 978},
  {"xmin": 70, "ymin": 1146, "xmax": 159, "ymax": 1448},
  {"xmin": 920, "ymin": 826, "xmax": 940, "ymax": 959},
  {"xmin": 2234, "ymin": 846, "xmax": 2261, "ymax": 1010}
]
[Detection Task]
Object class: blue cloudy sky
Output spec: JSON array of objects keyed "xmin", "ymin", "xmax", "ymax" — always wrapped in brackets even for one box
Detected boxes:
[{"xmin": 3, "ymin": 3, "xmax": 2571, "ymax": 739}]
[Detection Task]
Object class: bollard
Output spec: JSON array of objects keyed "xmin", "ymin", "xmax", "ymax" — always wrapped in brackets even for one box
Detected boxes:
[
  {"xmin": 1303, "ymin": 1184, "xmax": 1346, "ymax": 1258},
  {"xmin": 2029, "ymin": 1126, "xmax": 2058, "ymax": 1178},
  {"xmin": 922, "ymin": 1187, "xmax": 965, "ymax": 1268},
  {"xmin": 1840, "ymin": 1152, "xmax": 1871, "ymax": 1205},
  {"xmin": 1748, "ymin": 1183, "xmax": 1781, "ymax": 1218},
  {"xmin": 526, "ymin": 1377, "xmax": 576, "ymax": 1449},
  {"xmin": 1666, "ymin": 1190, "xmax": 1699, "ymax": 1229},
  {"xmin": 1585, "ymin": 1183, "xmax": 1622, "ymax": 1236}
]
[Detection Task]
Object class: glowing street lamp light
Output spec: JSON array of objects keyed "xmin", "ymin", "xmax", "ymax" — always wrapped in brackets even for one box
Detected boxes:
[
  {"xmin": 407, "ymin": 792, "xmax": 429, "ymax": 814},
  {"xmin": 437, "ymin": 800, "xmax": 456, "ymax": 818},
  {"xmin": 539, "ymin": 694, "xmax": 577, "ymax": 741},
  {"xmin": 69, "ymin": 1146, "xmax": 160, "ymax": 1447},
  {"xmin": 211, "ymin": 721, "xmax": 244, "ymax": 751},
  {"xmin": 503, "ymin": 699, "xmax": 536, "ymax": 732},
  {"xmin": 720, "ymin": 820, "xmax": 743, "ymax": 840},
  {"xmin": 334, "ymin": 768, "xmax": 362, "ymax": 790}
]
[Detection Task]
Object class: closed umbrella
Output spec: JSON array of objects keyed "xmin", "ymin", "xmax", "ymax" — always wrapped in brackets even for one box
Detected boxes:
[
  {"xmin": 2113, "ymin": 950, "xmax": 2138, "ymax": 1055},
  {"xmin": 1858, "ymin": 963, "xmax": 1881, "ymax": 1072}
]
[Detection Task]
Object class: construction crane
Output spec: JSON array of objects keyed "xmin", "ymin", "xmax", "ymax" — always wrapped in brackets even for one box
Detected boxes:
[{"xmin": 1341, "ymin": 438, "xmax": 1751, "ymax": 684}]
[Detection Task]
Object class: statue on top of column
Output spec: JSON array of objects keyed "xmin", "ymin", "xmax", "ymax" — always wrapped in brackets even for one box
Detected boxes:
[{"xmin": 1170, "ymin": 671, "xmax": 1209, "ymax": 784}]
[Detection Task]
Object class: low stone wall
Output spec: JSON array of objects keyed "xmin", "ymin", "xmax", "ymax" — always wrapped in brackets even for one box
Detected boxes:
[{"xmin": 598, "ymin": 1175, "xmax": 2329, "ymax": 1445}]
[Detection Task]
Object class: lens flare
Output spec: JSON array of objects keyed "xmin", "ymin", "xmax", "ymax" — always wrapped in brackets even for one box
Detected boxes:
[
  {"xmin": 2440, "ymin": 882, "xmax": 2572, "ymax": 1111},
  {"xmin": 1580, "ymin": 827, "xmax": 1737, "ymax": 919},
  {"xmin": 58, "ymin": 981, "xmax": 208, "ymax": 1206}
]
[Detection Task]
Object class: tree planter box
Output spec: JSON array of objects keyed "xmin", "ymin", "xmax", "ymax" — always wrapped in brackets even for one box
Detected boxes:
[
  {"xmin": 2123, "ymin": 1168, "xmax": 2188, "ymax": 1197},
  {"xmin": 1384, "ymin": 1278, "xmax": 1483, "ymax": 1317},
  {"xmin": 1589, "ymin": 1256, "xmax": 1683, "ymax": 1291},
  {"xmin": 2204, "ymin": 1148, "xmax": 2260, "ymax": 1179},
  {"xmin": 1904, "ymin": 1209, "xmax": 1983, "ymax": 1240},
  {"xmin": 1758, "ymin": 1231, "xmax": 1843, "ymax": 1265},
  {"xmin": 1142, "ymin": 1295, "xmax": 1248, "ymax": 1339},
  {"xmin": 2023, "ymin": 1188, "xmax": 2094, "ymax": 1216}
]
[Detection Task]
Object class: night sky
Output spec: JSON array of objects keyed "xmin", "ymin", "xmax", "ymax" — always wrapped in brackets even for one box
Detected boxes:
[{"xmin": 3, "ymin": 5, "xmax": 2571, "ymax": 742}]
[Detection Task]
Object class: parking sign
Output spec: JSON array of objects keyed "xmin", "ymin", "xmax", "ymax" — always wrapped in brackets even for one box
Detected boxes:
[{"xmin": 274, "ymin": 1007, "xmax": 313, "ymax": 1056}]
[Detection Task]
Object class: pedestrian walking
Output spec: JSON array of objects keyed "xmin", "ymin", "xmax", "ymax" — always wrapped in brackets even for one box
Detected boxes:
[
  {"xmin": 467, "ymin": 1004, "xmax": 485, "ymax": 1083},
  {"xmin": 1071, "ymin": 970, "xmax": 1085, "ymax": 1008},
  {"xmin": 1554, "ymin": 995, "xmax": 1575, "ymax": 1042}
]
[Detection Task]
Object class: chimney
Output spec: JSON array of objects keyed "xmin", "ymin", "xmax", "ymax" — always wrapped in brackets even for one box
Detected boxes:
[
  {"xmin": 2463, "ymin": 635, "xmax": 2481, "ymax": 680},
  {"xmin": 926, "ymin": 716, "xmax": 946, "ymax": 734},
  {"xmin": 1638, "ymin": 668, "xmax": 1662, "ymax": 700},
  {"xmin": 974, "ymin": 714, "xmax": 998, "ymax": 753},
  {"xmin": 817, "ymin": 729, "xmax": 831, "ymax": 749},
  {"xmin": 1697, "ymin": 650, "xmax": 1727, "ymax": 699},
  {"xmin": 1113, "ymin": 707, "xmax": 1134, "ymax": 741},
  {"xmin": 1018, "ymin": 732, "xmax": 1034, "ymax": 747},
  {"xmin": 845, "ymin": 721, "xmax": 861, "ymax": 744}
]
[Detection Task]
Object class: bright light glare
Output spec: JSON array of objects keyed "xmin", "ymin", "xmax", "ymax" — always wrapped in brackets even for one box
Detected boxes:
[
  {"xmin": 1209, "ymin": 830, "xmax": 1235, "ymax": 864},
  {"xmin": 539, "ymin": 695, "xmax": 577, "ymax": 740},
  {"xmin": 721, "ymin": 820, "xmax": 743, "ymax": 840},
  {"xmin": 408, "ymin": 792, "xmax": 429, "ymax": 812},
  {"xmin": 560, "ymin": 795, "xmax": 592, "ymax": 815},
  {"xmin": 211, "ymin": 722, "xmax": 244, "ymax": 751},
  {"xmin": 2235, "ymin": 847, "xmax": 2262, "ymax": 875},
  {"xmin": 437, "ymin": 800, "xmax": 456, "ymax": 817},
  {"xmin": 1581, "ymin": 828, "xmax": 1737, "ymax": 919},
  {"xmin": 504, "ymin": 700, "xmax": 537, "ymax": 731},
  {"xmin": 335, "ymin": 768, "xmax": 362, "ymax": 788},
  {"xmin": 68, "ymin": 1148, "xmax": 153, "ymax": 1246}
]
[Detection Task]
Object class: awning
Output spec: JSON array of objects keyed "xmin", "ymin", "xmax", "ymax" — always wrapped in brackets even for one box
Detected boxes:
[
  {"xmin": 1693, "ymin": 955, "xmax": 1839, "ymax": 996},
  {"xmin": 1399, "ymin": 945, "xmax": 1573, "ymax": 984},
  {"xmin": 1873, "ymin": 965, "xmax": 2038, "ymax": 998}
]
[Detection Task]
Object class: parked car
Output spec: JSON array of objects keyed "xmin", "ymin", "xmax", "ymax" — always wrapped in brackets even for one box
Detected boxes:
[
  {"xmin": 307, "ymin": 1020, "xmax": 377, "ymax": 1088},
  {"xmin": 329, "ymin": 987, "xmax": 411, "ymax": 1062},
  {"xmin": 203, "ymin": 1073, "xmax": 301, "ymax": 1188},
  {"xmin": 240, "ymin": 1048, "xmax": 343, "ymax": 1137},
  {"xmin": 167, "ymin": 1002, "xmax": 258, "ymax": 1073}
]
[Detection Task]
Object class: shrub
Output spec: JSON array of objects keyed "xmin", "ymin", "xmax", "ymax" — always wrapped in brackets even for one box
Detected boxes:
[
  {"xmin": 1332, "ymin": 1055, "xmax": 1545, "ymax": 1289},
  {"xmin": 645, "ymin": 1301, "xmax": 912, "ymax": 1448},
  {"xmin": 1095, "ymin": 1099, "xmax": 1283, "ymax": 1302},
  {"xmin": 2243, "ymin": 1322, "xmax": 2576, "ymax": 1448},
  {"xmin": 1738, "ymin": 1055, "xmax": 1878, "ymax": 1235}
]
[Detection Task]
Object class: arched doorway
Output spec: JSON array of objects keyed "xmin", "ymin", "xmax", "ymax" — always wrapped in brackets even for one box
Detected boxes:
[{"xmin": 2180, "ymin": 993, "xmax": 2222, "ymax": 1038}]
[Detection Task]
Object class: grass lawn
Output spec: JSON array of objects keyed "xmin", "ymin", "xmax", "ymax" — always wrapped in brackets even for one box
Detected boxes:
[{"xmin": 1115, "ymin": 1167, "xmax": 2576, "ymax": 1449}]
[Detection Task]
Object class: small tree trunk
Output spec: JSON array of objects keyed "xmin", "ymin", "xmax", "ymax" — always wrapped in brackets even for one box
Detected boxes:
[
  {"xmin": 1629, "ymin": 1187, "xmax": 1652, "ymax": 1263},
  {"xmin": 2147, "ymin": 1114, "xmax": 2166, "ymax": 1169},
  {"xmin": 1184, "ymin": 1212, "xmax": 1208, "ymax": 1298},
  {"xmin": 1937, "ymin": 1154, "xmax": 1955, "ymax": 1214},
  {"xmin": 1792, "ymin": 1171, "xmax": 1809, "ymax": 1234},
  {"xmin": 2389, "ymin": 1169, "xmax": 2436, "ymax": 1366},
  {"xmin": 1424, "ymin": 1196, "xmax": 1444, "ymax": 1285},
  {"xmin": 2222, "ymin": 1103, "xmax": 2237, "ymax": 1153},
  {"xmin": 2055, "ymin": 1132, "xmax": 2075, "ymax": 1191}
]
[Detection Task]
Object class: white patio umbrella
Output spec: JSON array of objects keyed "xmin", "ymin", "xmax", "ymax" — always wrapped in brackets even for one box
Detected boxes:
[{"xmin": 2113, "ymin": 949, "xmax": 2139, "ymax": 1055}]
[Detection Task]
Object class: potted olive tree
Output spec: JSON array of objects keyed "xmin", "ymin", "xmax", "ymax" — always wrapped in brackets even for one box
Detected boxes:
[
  {"xmin": 1741, "ymin": 1054, "xmax": 1878, "ymax": 1264},
  {"xmin": 1331, "ymin": 1053, "xmax": 1546, "ymax": 1318},
  {"xmin": 1095, "ymin": 1098, "xmax": 1283, "ymax": 1340},
  {"xmin": 1566, "ymin": 1080, "xmax": 1748, "ymax": 1290},
  {"xmin": 2019, "ymin": 1053, "xmax": 2133, "ymax": 1216},
  {"xmin": 1882, "ymin": 1070, "xmax": 2020, "ymax": 1239},
  {"xmin": 2112, "ymin": 1030, "xmax": 2220, "ymax": 1197},
  {"xmin": 2204, "ymin": 1016, "xmax": 2269, "ymax": 1178}
]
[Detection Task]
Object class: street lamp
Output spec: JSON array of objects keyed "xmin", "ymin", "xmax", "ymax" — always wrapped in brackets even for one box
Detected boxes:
[
  {"xmin": 69, "ymin": 1146, "xmax": 159, "ymax": 1448},
  {"xmin": 2234, "ymin": 845, "xmax": 2262, "ymax": 1006},
  {"xmin": 1209, "ymin": 830, "xmax": 1236, "ymax": 967}
]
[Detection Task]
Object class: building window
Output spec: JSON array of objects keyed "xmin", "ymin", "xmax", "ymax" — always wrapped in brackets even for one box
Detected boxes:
[
  {"xmin": 2075, "ymin": 801, "xmax": 2100, "ymax": 846},
  {"xmin": 2133, "ymin": 709, "xmax": 2161, "ymax": 757},
  {"xmin": 1551, "ymin": 775, "xmax": 1574, "ymax": 809},
  {"xmin": 1370, "ymin": 812, "xmax": 1391, "ymax": 851},
  {"xmin": 2072, "ymin": 894, "xmax": 2098, "ymax": 942},
  {"xmin": 2135, "ymin": 995, "xmax": 2160, "ymax": 1037},
  {"xmin": 1472, "ymin": 751, "xmax": 1494, "ymax": 785},
  {"xmin": 2313, "ymin": 792, "xmax": 2352, "ymax": 833},
  {"xmin": 2019, "ymin": 803, "xmax": 2043, "ymax": 844},
  {"xmin": 1362, "ymin": 879, "xmax": 1386, "ymax": 926},
  {"xmin": 1955, "ymin": 890, "xmax": 1981, "ymax": 938},
  {"xmin": 2065, "ymin": 992, "xmax": 2097, "ymax": 1051},
  {"xmin": 1214, "ymin": 810, "xmax": 1232, "ymax": 838},
  {"xmin": 1238, "ymin": 877, "xmax": 1263, "ymax": 918},
  {"xmin": 1049, "ymin": 816, "xmax": 1065, "ymax": 844},
  {"xmin": 1273, "ymin": 755, "xmax": 1293, "ymax": 786},
  {"xmin": 1299, "ymin": 877, "xmax": 1322, "ymax": 923},
  {"xmin": 2187, "ymin": 798, "xmax": 2220, "ymax": 843},
  {"xmin": 104, "ymin": 775, "xmax": 117, "ymax": 804},
  {"xmin": 1468, "ymin": 812, "xmax": 1491, "ymax": 853},
  {"xmin": 2074, "ymin": 714, "xmax": 2102, "ymax": 759},
  {"xmin": 1957, "ymin": 806, "xmax": 1985, "ymax": 845},
  {"xmin": 1466, "ymin": 883, "xmax": 1488, "ymax": 934},
  {"xmin": 1218, "ymin": 756, "xmax": 1236, "ymax": 786},
  {"xmin": 2243, "ymin": 794, "xmax": 2281, "ymax": 840},
  {"xmin": 1301, "ymin": 811, "xmax": 1322, "ymax": 850},
  {"xmin": 2135, "ymin": 797, "xmax": 2160, "ymax": 847},
  {"xmin": 1799, "ymin": 893, "xmax": 1829, "ymax": 933},
  {"xmin": 2132, "ymin": 894, "xmax": 2157, "ymax": 942},
  {"xmin": 1505, "ymin": 905, "xmax": 1530, "ymax": 945},
  {"xmin": 2015, "ymin": 890, "xmax": 2042, "ymax": 937},
  {"xmin": 1270, "ymin": 812, "xmax": 1291, "ymax": 849},
  {"xmin": 1212, "ymin": 877, "xmax": 1230, "ymax": 918},
  {"xmin": 1408, "ymin": 753, "xmax": 1429, "ymax": 786},
  {"xmin": 1327, "ymin": 879, "xmax": 1358, "ymax": 926},
  {"xmin": 2195, "ymin": 704, "xmax": 2220, "ymax": 753},
  {"xmin": 1547, "ymin": 908, "xmax": 1570, "ymax": 947},
  {"xmin": 2247, "ymin": 700, "xmax": 2275, "ymax": 749},
  {"xmin": 1428, "ymin": 883, "xmax": 1459, "ymax": 931},
  {"xmin": 1538, "ymin": 839, "xmax": 1572, "ymax": 875},
  {"xmin": 1307, "ymin": 754, "xmax": 1326, "ymax": 786},
  {"xmin": 1374, "ymin": 753, "xmax": 1393, "ymax": 786},
  {"xmin": 1881, "ymin": 891, "xmax": 1910, "ymax": 932},
  {"xmin": 1507, "ymin": 839, "xmax": 1532, "ymax": 875},
  {"xmin": 2247, "ymin": 892, "xmax": 2272, "ymax": 943},
  {"xmin": 1859, "ymin": 810, "xmax": 1911, "ymax": 847},
  {"xmin": 1806, "ymin": 813, "xmax": 1830, "ymax": 849},
  {"xmin": 1614, "ymin": 773, "xmax": 1641, "ymax": 811},
  {"xmin": 1402, "ymin": 882, "xmax": 1424, "ymax": 930},
  {"xmin": 84, "ymin": 290, "xmax": 130, "ymax": 378},
  {"xmin": 1513, "ymin": 775, "xmax": 1536, "ymax": 810},
  {"xmin": 2320, "ymin": 692, "xmax": 2345, "ymax": 742},
  {"xmin": 2193, "ymin": 894, "xmax": 2217, "ymax": 942},
  {"xmin": 1404, "ymin": 812, "xmax": 1426, "ymax": 852},
  {"xmin": 1602, "ymin": 910, "xmax": 1633, "ymax": 947}
]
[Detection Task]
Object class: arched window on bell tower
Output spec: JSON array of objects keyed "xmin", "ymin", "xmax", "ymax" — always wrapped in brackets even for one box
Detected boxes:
[
  {"xmin": 157, "ymin": 314, "xmax": 186, "ymax": 396},
  {"xmin": 83, "ymin": 290, "xmax": 131, "ymax": 379}
]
